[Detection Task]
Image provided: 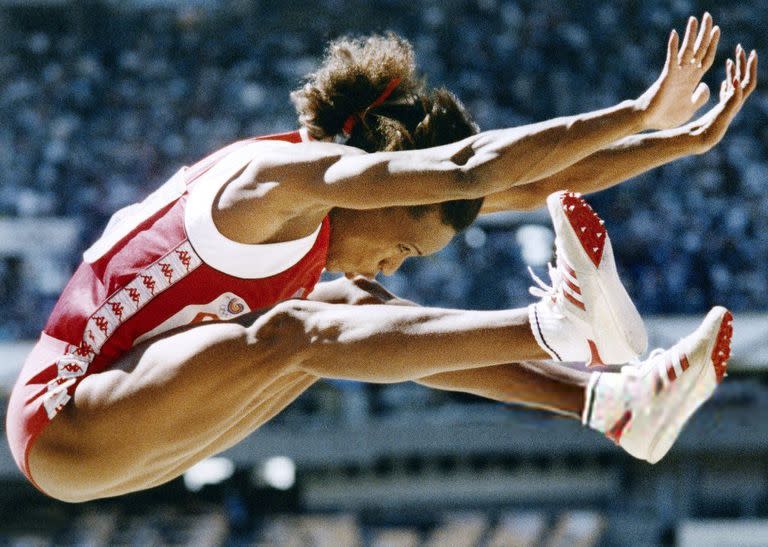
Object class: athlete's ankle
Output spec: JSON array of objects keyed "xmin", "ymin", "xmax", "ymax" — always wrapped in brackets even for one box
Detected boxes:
[
  {"xmin": 582, "ymin": 371, "xmax": 630, "ymax": 435},
  {"xmin": 528, "ymin": 301, "xmax": 592, "ymax": 363}
]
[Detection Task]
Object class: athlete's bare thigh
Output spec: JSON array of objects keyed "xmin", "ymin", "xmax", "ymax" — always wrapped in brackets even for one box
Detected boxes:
[{"xmin": 28, "ymin": 311, "xmax": 313, "ymax": 501}]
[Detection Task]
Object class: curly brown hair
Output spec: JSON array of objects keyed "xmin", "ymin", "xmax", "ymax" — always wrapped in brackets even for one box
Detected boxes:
[{"xmin": 291, "ymin": 33, "xmax": 483, "ymax": 232}]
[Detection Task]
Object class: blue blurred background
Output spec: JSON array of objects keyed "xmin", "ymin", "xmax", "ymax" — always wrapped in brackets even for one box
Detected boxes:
[{"xmin": 0, "ymin": 0, "xmax": 767, "ymax": 545}]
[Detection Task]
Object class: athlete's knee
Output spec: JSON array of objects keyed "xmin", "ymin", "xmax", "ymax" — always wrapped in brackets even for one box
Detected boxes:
[{"xmin": 27, "ymin": 414, "xmax": 111, "ymax": 502}]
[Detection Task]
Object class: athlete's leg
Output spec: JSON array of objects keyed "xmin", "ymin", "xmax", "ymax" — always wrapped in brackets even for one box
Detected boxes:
[
  {"xmin": 414, "ymin": 362, "xmax": 590, "ymax": 418},
  {"xmin": 123, "ymin": 370, "xmax": 319, "ymax": 494},
  {"xmin": 311, "ymin": 276, "xmax": 600, "ymax": 418},
  {"xmin": 29, "ymin": 320, "xmax": 318, "ymax": 502},
  {"xmin": 419, "ymin": 306, "xmax": 734, "ymax": 465},
  {"xmin": 28, "ymin": 297, "xmax": 551, "ymax": 502},
  {"xmin": 288, "ymin": 299, "xmax": 549, "ymax": 381}
]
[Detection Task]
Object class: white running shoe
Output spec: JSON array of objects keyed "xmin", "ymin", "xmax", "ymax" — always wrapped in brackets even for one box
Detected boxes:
[
  {"xmin": 528, "ymin": 190, "xmax": 647, "ymax": 365},
  {"xmin": 583, "ymin": 306, "xmax": 733, "ymax": 464}
]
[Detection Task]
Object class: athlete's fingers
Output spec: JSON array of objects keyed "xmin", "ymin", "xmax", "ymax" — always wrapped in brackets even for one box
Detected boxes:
[
  {"xmin": 716, "ymin": 76, "xmax": 743, "ymax": 128},
  {"xmin": 743, "ymin": 50, "xmax": 758, "ymax": 96},
  {"xmin": 702, "ymin": 81, "xmax": 743, "ymax": 149},
  {"xmin": 701, "ymin": 26, "xmax": 720, "ymax": 71},
  {"xmin": 720, "ymin": 60, "xmax": 736, "ymax": 103},
  {"xmin": 735, "ymin": 44, "xmax": 746, "ymax": 81},
  {"xmin": 725, "ymin": 59, "xmax": 735, "ymax": 92},
  {"xmin": 679, "ymin": 16, "xmax": 698, "ymax": 64},
  {"xmin": 666, "ymin": 29, "xmax": 679, "ymax": 68},
  {"xmin": 729, "ymin": 74, "xmax": 744, "ymax": 107},
  {"xmin": 741, "ymin": 49, "xmax": 757, "ymax": 100},
  {"xmin": 693, "ymin": 12, "xmax": 713, "ymax": 63},
  {"xmin": 692, "ymin": 82, "xmax": 710, "ymax": 109},
  {"xmin": 739, "ymin": 46, "xmax": 748, "ymax": 82}
]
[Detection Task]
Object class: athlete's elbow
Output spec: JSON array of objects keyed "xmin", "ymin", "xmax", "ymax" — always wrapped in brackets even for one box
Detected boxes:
[
  {"xmin": 457, "ymin": 149, "xmax": 528, "ymax": 198},
  {"xmin": 452, "ymin": 163, "xmax": 500, "ymax": 199},
  {"xmin": 515, "ymin": 189, "xmax": 548, "ymax": 211}
]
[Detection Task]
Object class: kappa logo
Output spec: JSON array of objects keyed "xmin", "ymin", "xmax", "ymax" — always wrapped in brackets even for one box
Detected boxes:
[
  {"xmin": 127, "ymin": 287, "xmax": 141, "ymax": 303},
  {"xmin": 94, "ymin": 316, "xmax": 109, "ymax": 334},
  {"xmin": 141, "ymin": 274, "xmax": 156, "ymax": 294},
  {"xmin": 109, "ymin": 301, "xmax": 124, "ymax": 319},
  {"xmin": 62, "ymin": 363, "xmax": 82, "ymax": 374},
  {"xmin": 56, "ymin": 355, "xmax": 89, "ymax": 379},
  {"xmin": 176, "ymin": 249, "xmax": 192, "ymax": 269},
  {"xmin": 42, "ymin": 377, "xmax": 76, "ymax": 419},
  {"xmin": 74, "ymin": 340, "xmax": 95, "ymax": 357},
  {"xmin": 160, "ymin": 262, "xmax": 174, "ymax": 283}
]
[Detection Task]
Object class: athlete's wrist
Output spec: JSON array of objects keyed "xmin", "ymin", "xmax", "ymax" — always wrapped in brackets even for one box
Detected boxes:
[{"xmin": 629, "ymin": 96, "xmax": 659, "ymax": 132}]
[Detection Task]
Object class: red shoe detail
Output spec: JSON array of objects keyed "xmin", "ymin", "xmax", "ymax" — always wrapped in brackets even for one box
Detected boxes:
[
  {"xmin": 605, "ymin": 410, "xmax": 633, "ymax": 444},
  {"xmin": 680, "ymin": 354, "xmax": 690, "ymax": 372},
  {"xmin": 563, "ymin": 262, "xmax": 578, "ymax": 280},
  {"xmin": 711, "ymin": 311, "xmax": 733, "ymax": 383},
  {"xmin": 666, "ymin": 360, "xmax": 677, "ymax": 382},
  {"xmin": 564, "ymin": 290, "xmax": 586, "ymax": 311},
  {"xmin": 561, "ymin": 191, "xmax": 607, "ymax": 268},
  {"xmin": 564, "ymin": 277, "xmax": 582, "ymax": 295},
  {"xmin": 651, "ymin": 370, "xmax": 664, "ymax": 395},
  {"xmin": 587, "ymin": 339, "xmax": 605, "ymax": 366}
]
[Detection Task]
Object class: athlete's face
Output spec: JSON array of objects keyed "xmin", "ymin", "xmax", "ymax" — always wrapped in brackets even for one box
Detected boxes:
[{"xmin": 326, "ymin": 206, "xmax": 456, "ymax": 279}]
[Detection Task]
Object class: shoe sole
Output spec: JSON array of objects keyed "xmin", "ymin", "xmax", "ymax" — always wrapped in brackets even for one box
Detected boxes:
[
  {"xmin": 645, "ymin": 306, "xmax": 733, "ymax": 463},
  {"xmin": 547, "ymin": 191, "xmax": 648, "ymax": 364}
]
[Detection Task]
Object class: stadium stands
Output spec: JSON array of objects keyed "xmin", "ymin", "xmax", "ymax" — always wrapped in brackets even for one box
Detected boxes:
[{"xmin": 10, "ymin": 506, "xmax": 768, "ymax": 546}]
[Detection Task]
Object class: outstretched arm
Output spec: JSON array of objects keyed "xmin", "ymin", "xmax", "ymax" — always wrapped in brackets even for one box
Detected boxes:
[
  {"xmin": 479, "ymin": 128, "xmax": 700, "ymax": 212},
  {"xmin": 481, "ymin": 30, "xmax": 758, "ymax": 213},
  {"xmin": 254, "ymin": 15, "xmax": 720, "ymax": 212}
]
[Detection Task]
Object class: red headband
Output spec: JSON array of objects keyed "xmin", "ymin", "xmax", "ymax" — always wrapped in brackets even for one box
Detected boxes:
[{"xmin": 342, "ymin": 77, "xmax": 402, "ymax": 136}]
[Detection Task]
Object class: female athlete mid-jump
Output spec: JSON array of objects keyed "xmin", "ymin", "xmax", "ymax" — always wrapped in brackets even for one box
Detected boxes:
[{"xmin": 6, "ymin": 13, "xmax": 756, "ymax": 501}]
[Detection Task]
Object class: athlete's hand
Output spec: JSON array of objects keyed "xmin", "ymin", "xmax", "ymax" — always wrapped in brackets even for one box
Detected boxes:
[
  {"xmin": 638, "ymin": 13, "xmax": 720, "ymax": 130},
  {"xmin": 307, "ymin": 276, "xmax": 417, "ymax": 306},
  {"xmin": 685, "ymin": 45, "xmax": 758, "ymax": 154}
]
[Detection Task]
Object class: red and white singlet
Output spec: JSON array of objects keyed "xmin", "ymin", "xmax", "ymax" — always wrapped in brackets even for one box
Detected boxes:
[{"xmin": 6, "ymin": 129, "xmax": 330, "ymax": 483}]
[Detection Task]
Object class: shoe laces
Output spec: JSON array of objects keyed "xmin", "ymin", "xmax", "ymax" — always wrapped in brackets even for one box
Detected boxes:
[
  {"xmin": 528, "ymin": 263, "xmax": 564, "ymax": 315},
  {"xmin": 628, "ymin": 347, "xmax": 666, "ymax": 369},
  {"xmin": 628, "ymin": 346, "xmax": 685, "ymax": 397}
]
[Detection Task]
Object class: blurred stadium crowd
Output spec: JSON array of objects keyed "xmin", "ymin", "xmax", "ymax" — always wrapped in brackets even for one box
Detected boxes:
[
  {"xmin": 0, "ymin": 0, "xmax": 766, "ymax": 340},
  {"xmin": 2, "ymin": 504, "xmax": 612, "ymax": 546}
]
